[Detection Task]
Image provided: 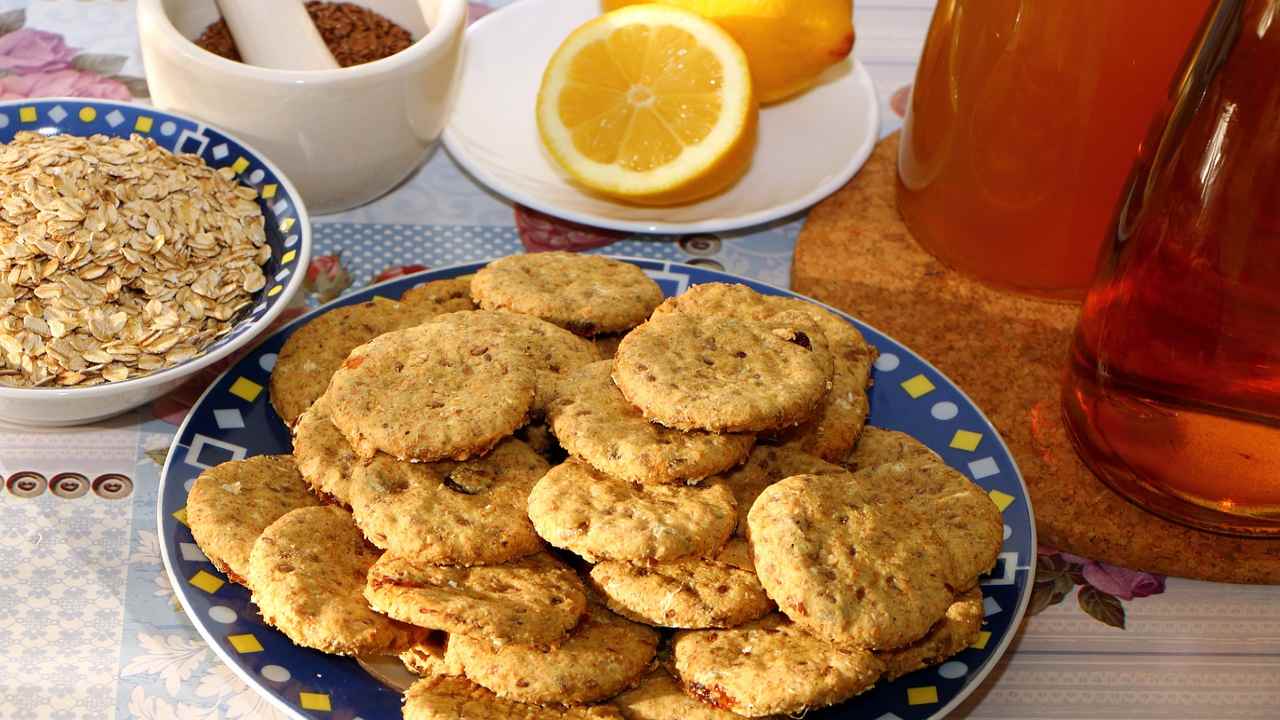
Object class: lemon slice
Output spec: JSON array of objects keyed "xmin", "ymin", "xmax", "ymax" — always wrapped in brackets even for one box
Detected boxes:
[{"xmin": 537, "ymin": 5, "xmax": 757, "ymax": 206}]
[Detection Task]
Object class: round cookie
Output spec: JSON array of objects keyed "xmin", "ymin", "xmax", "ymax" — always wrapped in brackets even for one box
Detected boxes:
[
  {"xmin": 613, "ymin": 312, "xmax": 831, "ymax": 432},
  {"xmin": 715, "ymin": 445, "xmax": 845, "ymax": 538},
  {"xmin": 671, "ymin": 614, "xmax": 884, "ymax": 717},
  {"xmin": 448, "ymin": 603, "xmax": 659, "ymax": 705},
  {"xmin": 548, "ymin": 361, "xmax": 755, "ymax": 485},
  {"xmin": 589, "ymin": 538, "xmax": 773, "ymax": 629},
  {"xmin": 326, "ymin": 317, "xmax": 537, "ymax": 461},
  {"xmin": 349, "ymin": 438, "xmax": 547, "ymax": 566},
  {"xmin": 396, "ymin": 276, "xmax": 476, "ymax": 325},
  {"xmin": 403, "ymin": 676, "xmax": 625, "ymax": 720},
  {"xmin": 614, "ymin": 669, "xmax": 763, "ymax": 720},
  {"xmin": 862, "ymin": 459, "xmax": 1005, "ymax": 590},
  {"xmin": 528, "ymin": 460, "xmax": 736, "ymax": 562},
  {"xmin": 269, "ymin": 298, "xmax": 403, "ymax": 426},
  {"xmin": 366, "ymin": 552, "xmax": 587, "ymax": 645},
  {"xmin": 401, "ymin": 631, "xmax": 463, "ymax": 678},
  {"xmin": 654, "ymin": 282, "xmax": 875, "ymax": 460},
  {"xmin": 471, "ymin": 252, "xmax": 663, "ymax": 336},
  {"xmin": 247, "ymin": 505, "xmax": 424, "ymax": 656},
  {"xmin": 186, "ymin": 454, "xmax": 319, "ymax": 586},
  {"xmin": 291, "ymin": 393, "xmax": 358, "ymax": 505},
  {"xmin": 844, "ymin": 427, "xmax": 941, "ymax": 471},
  {"xmin": 881, "ymin": 587, "xmax": 984, "ymax": 681},
  {"xmin": 442, "ymin": 309, "xmax": 600, "ymax": 413},
  {"xmin": 747, "ymin": 473, "xmax": 954, "ymax": 649}
]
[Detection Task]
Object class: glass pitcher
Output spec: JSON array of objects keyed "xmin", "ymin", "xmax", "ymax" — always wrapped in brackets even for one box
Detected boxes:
[
  {"xmin": 896, "ymin": 0, "xmax": 1212, "ymax": 300},
  {"xmin": 1063, "ymin": 0, "xmax": 1280, "ymax": 535}
]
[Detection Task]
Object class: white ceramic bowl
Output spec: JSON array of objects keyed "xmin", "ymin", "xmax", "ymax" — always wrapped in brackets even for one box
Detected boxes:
[
  {"xmin": 137, "ymin": 0, "xmax": 467, "ymax": 215},
  {"xmin": 0, "ymin": 99, "xmax": 311, "ymax": 427}
]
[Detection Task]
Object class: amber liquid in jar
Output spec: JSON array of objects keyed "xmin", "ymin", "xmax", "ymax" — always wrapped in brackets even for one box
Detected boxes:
[
  {"xmin": 897, "ymin": 0, "xmax": 1211, "ymax": 300},
  {"xmin": 1063, "ymin": 0, "xmax": 1280, "ymax": 534}
]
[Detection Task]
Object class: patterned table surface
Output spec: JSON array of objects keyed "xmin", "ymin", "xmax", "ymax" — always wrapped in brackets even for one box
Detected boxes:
[{"xmin": 0, "ymin": 2, "xmax": 1277, "ymax": 719}]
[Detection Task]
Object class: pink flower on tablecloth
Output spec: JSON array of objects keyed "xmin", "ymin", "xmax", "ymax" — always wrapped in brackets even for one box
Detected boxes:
[
  {"xmin": 890, "ymin": 84, "xmax": 911, "ymax": 118},
  {"xmin": 305, "ymin": 254, "xmax": 352, "ymax": 302},
  {"xmin": 374, "ymin": 264, "xmax": 429, "ymax": 283},
  {"xmin": 1080, "ymin": 560, "xmax": 1165, "ymax": 600},
  {"xmin": 0, "ymin": 29, "xmax": 78, "ymax": 73},
  {"xmin": 515, "ymin": 204, "xmax": 626, "ymax": 253},
  {"xmin": 468, "ymin": 2, "xmax": 494, "ymax": 24},
  {"xmin": 0, "ymin": 69, "xmax": 131, "ymax": 101}
]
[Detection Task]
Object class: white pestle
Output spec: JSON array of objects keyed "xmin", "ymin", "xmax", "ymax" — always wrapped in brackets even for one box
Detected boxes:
[{"xmin": 215, "ymin": 0, "xmax": 339, "ymax": 71}]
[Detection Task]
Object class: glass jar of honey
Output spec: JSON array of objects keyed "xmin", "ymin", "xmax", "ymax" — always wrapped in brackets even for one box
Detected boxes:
[
  {"xmin": 897, "ymin": 0, "xmax": 1212, "ymax": 300},
  {"xmin": 1063, "ymin": 0, "xmax": 1280, "ymax": 535}
]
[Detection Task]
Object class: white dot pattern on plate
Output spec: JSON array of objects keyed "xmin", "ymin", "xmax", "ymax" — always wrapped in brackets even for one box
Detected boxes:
[
  {"xmin": 874, "ymin": 353, "xmax": 900, "ymax": 372},
  {"xmin": 261, "ymin": 664, "xmax": 291, "ymax": 683},
  {"xmin": 938, "ymin": 661, "xmax": 968, "ymax": 679},
  {"xmin": 931, "ymin": 401, "xmax": 959, "ymax": 420},
  {"xmin": 208, "ymin": 606, "xmax": 237, "ymax": 624}
]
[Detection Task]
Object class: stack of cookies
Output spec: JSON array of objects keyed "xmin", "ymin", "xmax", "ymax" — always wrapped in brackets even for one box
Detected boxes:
[{"xmin": 184, "ymin": 252, "xmax": 1005, "ymax": 720}]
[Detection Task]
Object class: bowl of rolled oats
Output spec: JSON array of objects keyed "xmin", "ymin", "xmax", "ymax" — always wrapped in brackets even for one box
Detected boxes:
[{"xmin": 0, "ymin": 99, "xmax": 310, "ymax": 426}]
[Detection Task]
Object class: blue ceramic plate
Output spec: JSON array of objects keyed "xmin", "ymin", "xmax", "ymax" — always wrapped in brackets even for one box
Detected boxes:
[
  {"xmin": 159, "ymin": 258, "xmax": 1036, "ymax": 720},
  {"xmin": 0, "ymin": 98, "xmax": 310, "ymax": 396}
]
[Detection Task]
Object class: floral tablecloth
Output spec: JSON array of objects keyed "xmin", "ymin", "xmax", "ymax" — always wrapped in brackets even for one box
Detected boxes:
[{"xmin": 0, "ymin": 1, "xmax": 1278, "ymax": 719}]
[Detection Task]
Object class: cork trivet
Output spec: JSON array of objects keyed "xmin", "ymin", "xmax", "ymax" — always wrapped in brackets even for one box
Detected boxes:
[{"xmin": 793, "ymin": 133, "xmax": 1280, "ymax": 583}]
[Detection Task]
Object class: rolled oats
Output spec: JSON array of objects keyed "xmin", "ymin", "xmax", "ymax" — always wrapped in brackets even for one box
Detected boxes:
[{"xmin": 0, "ymin": 132, "xmax": 269, "ymax": 387}]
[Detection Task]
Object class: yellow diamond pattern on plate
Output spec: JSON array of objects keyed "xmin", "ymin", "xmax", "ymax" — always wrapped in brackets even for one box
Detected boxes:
[
  {"xmin": 949, "ymin": 430, "xmax": 983, "ymax": 452},
  {"xmin": 134, "ymin": 116, "xmax": 153, "ymax": 133},
  {"xmin": 299, "ymin": 692, "xmax": 332, "ymax": 711},
  {"xmin": 231, "ymin": 157, "xmax": 250, "ymax": 174},
  {"xmin": 907, "ymin": 686, "xmax": 939, "ymax": 705},
  {"xmin": 229, "ymin": 377, "xmax": 263, "ymax": 402},
  {"xmin": 228, "ymin": 633, "xmax": 264, "ymax": 653},
  {"xmin": 972, "ymin": 630, "xmax": 991, "ymax": 649},
  {"xmin": 281, "ymin": 250, "xmax": 297, "ymax": 264},
  {"xmin": 172, "ymin": 507, "xmax": 188, "ymax": 526},
  {"xmin": 19, "ymin": 107, "xmax": 36, "ymax": 122},
  {"xmin": 901, "ymin": 374, "xmax": 935, "ymax": 398},
  {"xmin": 261, "ymin": 183, "xmax": 278, "ymax": 199},
  {"xmin": 280, "ymin": 218, "xmax": 295, "ymax": 232},
  {"xmin": 989, "ymin": 490, "xmax": 1015, "ymax": 511},
  {"xmin": 268, "ymin": 285, "xmax": 283, "ymax": 297},
  {"xmin": 189, "ymin": 570, "xmax": 224, "ymax": 594},
  {"xmin": 78, "ymin": 107, "xmax": 96, "ymax": 122}
]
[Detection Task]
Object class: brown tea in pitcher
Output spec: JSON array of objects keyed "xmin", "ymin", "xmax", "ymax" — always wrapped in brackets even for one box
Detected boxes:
[{"xmin": 1063, "ymin": 0, "xmax": 1280, "ymax": 535}]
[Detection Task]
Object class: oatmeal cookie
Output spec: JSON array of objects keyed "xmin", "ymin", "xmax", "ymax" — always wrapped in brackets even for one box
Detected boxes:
[
  {"xmin": 472, "ymin": 253, "xmax": 663, "ymax": 336},
  {"xmin": 186, "ymin": 454, "xmax": 319, "ymax": 586},
  {"xmin": 548, "ymin": 361, "xmax": 754, "ymax": 485},
  {"xmin": 527, "ymin": 460, "xmax": 736, "ymax": 562}
]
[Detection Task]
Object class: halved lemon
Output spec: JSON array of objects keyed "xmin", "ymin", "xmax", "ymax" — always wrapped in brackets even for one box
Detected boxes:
[{"xmin": 536, "ymin": 5, "xmax": 757, "ymax": 206}]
